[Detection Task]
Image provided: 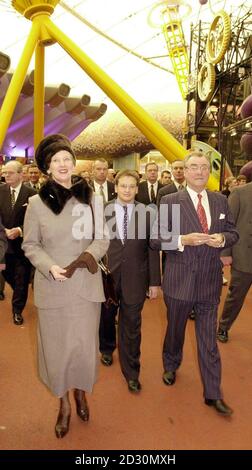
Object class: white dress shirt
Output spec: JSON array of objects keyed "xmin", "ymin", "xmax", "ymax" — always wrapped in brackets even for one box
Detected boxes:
[
  {"xmin": 173, "ymin": 180, "xmax": 186, "ymax": 191},
  {"xmin": 147, "ymin": 180, "xmax": 158, "ymax": 200},
  {"xmin": 10, "ymin": 182, "xmax": 22, "ymax": 203},
  {"xmin": 94, "ymin": 180, "xmax": 108, "ymax": 202},
  {"xmin": 186, "ymin": 187, "xmax": 211, "ymax": 229},
  {"xmin": 178, "ymin": 188, "xmax": 211, "ymax": 251}
]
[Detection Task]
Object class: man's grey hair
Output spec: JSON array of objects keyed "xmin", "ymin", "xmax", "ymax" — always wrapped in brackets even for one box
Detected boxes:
[
  {"xmin": 4, "ymin": 161, "xmax": 23, "ymax": 173},
  {"xmin": 184, "ymin": 149, "xmax": 211, "ymax": 167}
]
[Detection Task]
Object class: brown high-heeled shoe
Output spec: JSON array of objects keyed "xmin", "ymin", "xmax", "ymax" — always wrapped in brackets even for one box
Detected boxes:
[
  {"xmin": 55, "ymin": 402, "xmax": 71, "ymax": 438},
  {"xmin": 74, "ymin": 389, "xmax": 89, "ymax": 422}
]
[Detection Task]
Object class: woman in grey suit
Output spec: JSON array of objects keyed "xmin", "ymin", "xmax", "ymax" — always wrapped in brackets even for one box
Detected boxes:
[{"xmin": 23, "ymin": 134, "xmax": 109, "ymax": 438}]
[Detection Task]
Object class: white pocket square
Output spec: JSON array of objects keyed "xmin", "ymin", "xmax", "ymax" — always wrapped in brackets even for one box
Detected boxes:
[{"xmin": 219, "ymin": 213, "xmax": 225, "ymax": 219}]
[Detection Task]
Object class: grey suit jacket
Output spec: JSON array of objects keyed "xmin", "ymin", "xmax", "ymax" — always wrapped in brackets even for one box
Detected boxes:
[
  {"xmin": 221, "ymin": 182, "xmax": 252, "ymax": 273},
  {"xmin": 22, "ymin": 194, "xmax": 109, "ymax": 308},
  {"xmin": 151, "ymin": 189, "xmax": 239, "ymax": 302}
]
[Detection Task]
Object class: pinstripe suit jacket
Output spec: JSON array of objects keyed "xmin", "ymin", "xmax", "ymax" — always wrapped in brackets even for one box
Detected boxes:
[{"xmin": 151, "ymin": 189, "xmax": 239, "ymax": 302}]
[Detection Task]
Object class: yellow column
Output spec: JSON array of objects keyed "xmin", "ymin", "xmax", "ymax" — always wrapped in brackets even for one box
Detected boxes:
[
  {"xmin": 34, "ymin": 42, "xmax": 45, "ymax": 150},
  {"xmin": 0, "ymin": 21, "xmax": 40, "ymax": 149}
]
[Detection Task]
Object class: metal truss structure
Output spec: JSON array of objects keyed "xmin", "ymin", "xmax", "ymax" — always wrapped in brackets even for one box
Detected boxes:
[{"xmin": 161, "ymin": 5, "xmax": 189, "ymax": 100}]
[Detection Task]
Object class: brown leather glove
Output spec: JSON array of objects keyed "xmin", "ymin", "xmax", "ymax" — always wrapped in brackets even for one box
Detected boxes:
[{"xmin": 64, "ymin": 252, "xmax": 98, "ymax": 278}]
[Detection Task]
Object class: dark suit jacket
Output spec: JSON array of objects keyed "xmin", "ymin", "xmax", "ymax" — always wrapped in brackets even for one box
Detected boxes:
[
  {"xmin": 151, "ymin": 189, "xmax": 239, "ymax": 302},
  {"xmin": 105, "ymin": 201, "xmax": 161, "ymax": 304},
  {"xmin": 157, "ymin": 182, "xmax": 178, "ymax": 206},
  {"xmin": 91, "ymin": 180, "xmax": 115, "ymax": 202},
  {"xmin": 0, "ymin": 183, "xmax": 36, "ymax": 256},
  {"xmin": 24, "ymin": 181, "xmax": 41, "ymax": 192},
  {"xmin": 221, "ymin": 182, "xmax": 252, "ymax": 273},
  {"xmin": 136, "ymin": 181, "xmax": 163, "ymax": 205},
  {"xmin": 0, "ymin": 218, "xmax": 7, "ymax": 262}
]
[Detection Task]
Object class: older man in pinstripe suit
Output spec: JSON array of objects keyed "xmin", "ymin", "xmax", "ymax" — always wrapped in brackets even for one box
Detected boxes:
[{"xmin": 151, "ymin": 150, "xmax": 238, "ymax": 416}]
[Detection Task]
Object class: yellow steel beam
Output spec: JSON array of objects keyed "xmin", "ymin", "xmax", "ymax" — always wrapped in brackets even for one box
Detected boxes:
[
  {"xmin": 0, "ymin": 21, "xmax": 40, "ymax": 148},
  {"xmin": 43, "ymin": 16, "xmax": 185, "ymax": 163}
]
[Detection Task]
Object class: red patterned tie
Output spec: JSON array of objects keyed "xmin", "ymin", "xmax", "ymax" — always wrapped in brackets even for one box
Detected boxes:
[{"xmin": 197, "ymin": 194, "xmax": 208, "ymax": 233}]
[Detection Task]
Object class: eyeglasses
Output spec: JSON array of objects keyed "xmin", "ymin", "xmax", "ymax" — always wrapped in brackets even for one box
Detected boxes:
[
  {"xmin": 185, "ymin": 164, "xmax": 210, "ymax": 172},
  {"xmin": 118, "ymin": 184, "xmax": 137, "ymax": 190}
]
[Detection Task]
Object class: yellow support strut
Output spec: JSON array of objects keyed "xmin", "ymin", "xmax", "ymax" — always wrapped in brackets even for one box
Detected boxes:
[{"xmin": 44, "ymin": 17, "xmax": 185, "ymax": 162}]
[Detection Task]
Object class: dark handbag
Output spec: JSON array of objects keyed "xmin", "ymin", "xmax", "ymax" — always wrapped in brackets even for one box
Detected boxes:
[{"xmin": 98, "ymin": 258, "xmax": 118, "ymax": 308}]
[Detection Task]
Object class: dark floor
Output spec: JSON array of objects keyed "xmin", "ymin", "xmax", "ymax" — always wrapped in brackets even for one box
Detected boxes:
[{"xmin": 0, "ymin": 268, "xmax": 252, "ymax": 450}]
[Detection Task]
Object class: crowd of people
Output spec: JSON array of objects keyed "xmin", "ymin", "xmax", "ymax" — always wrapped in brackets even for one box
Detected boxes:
[{"xmin": 0, "ymin": 134, "xmax": 250, "ymax": 438}]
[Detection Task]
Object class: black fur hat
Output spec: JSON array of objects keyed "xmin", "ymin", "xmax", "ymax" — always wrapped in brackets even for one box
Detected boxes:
[{"xmin": 35, "ymin": 134, "xmax": 76, "ymax": 175}]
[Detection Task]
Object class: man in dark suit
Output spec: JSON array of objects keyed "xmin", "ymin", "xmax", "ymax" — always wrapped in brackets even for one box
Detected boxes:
[
  {"xmin": 157, "ymin": 159, "xmax": 185, "ymax": 206},
  {"xmin": 91, "ymin": 158, "xmax": 115, "ymax": 202},
  {"xmin": 99, "ymin": 170, "xmax": 161, "ymax": 392},
  {"xmin": 0, "ymin": 218, "xmax": 7, "ymax": 271},
  {"xmin": 25, "ymin": 163, "xmax": 42, "ymax": 191},
  {"xmin": 151, "ymin": 150, "xmax": 238, "ymax": 415},
  {"xmin": 0, "ymin": 161, "xmax": 36, "ymax": 325},
  {"xmin": 136, "ymin": 162, "xmax": 163, "ymax": 205},
  {"xmin": 217, "ymin": 182, "xmax": 252, "ymax": 343}
]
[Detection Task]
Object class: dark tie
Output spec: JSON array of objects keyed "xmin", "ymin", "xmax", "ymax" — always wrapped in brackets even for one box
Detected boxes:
[
  {"xmin": 178, "ymin": 184, "xmax": 184, "ymax": 191},
  {"xmin": 197, "ymin": 194, "xmax": 208, "ymax": 233},
  {"xmin": 99, "ymin": 184, "xmax": 106, "ymax": 203},
  {"xmin": 10, "ymin": 189, "xmax": 16, "ymax": 208},
  {"xmin": 150, "ymin": 184, "xmax": 156, "ymax": 203},
  {"xmin": 122, "ymin": 205, "xmax": 128, "ymax": 244},
  {"xmin": 33, "ymin": 184, "xmax": 38, "ymax": 190}
]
